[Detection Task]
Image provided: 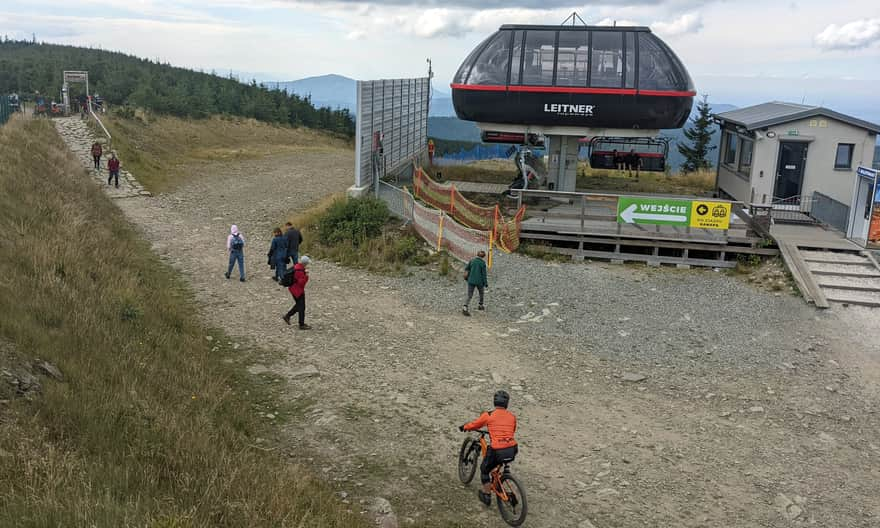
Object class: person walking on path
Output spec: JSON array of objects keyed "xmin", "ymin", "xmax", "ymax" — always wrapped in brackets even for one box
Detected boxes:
[
  {"xmin": 107, "ymin": 152, "xmax": 121, "ymax": 188},
  {"xmin": 284, "ymin": 222, "xmax": 303, "ymax": 266},
  {"xmin": 282, "ymin": 255, "xmax": 311, "ymax": 330},
  {"xmin": 225, "ymin": 225, "xmax": 246, "ymax": 282},
  {"xmin": 462, "ymin": 250, "xmax": 488, "ymax": 316},
  {"xmin": 91, "ymin": 142, "xmax": 103, "ymax": 170},
  {"xmin": 267, "ymin": 227, "xmax": 288, "ymax": 282}
]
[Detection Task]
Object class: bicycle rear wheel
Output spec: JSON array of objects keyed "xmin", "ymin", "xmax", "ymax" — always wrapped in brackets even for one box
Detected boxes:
[
  {"xmin": 496, "ymin": 473, "xmax": 527, "ymax": 526},
  {"xmin": 457, "ymin": 438, "xmax": 480, "ymax": 484}
]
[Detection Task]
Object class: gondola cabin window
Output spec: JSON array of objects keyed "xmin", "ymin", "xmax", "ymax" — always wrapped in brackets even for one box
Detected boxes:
[
  {"xmin": 467, "ymin": 31, "xmax": 513, "ymax": 86},
  {"xmin": 556, "ymin": 31, "xmax": 589, "ymax": 87},
  {"xmin": 522, "ymin": 30, "xmax": 557, "ymax": 86},
  {"xmin": 638, "ymin": 33, "xmax": 679, "ymax": 90},
  {"xmin": 591, "ymin": 32, "xmax": 623, "ymax": 88}
]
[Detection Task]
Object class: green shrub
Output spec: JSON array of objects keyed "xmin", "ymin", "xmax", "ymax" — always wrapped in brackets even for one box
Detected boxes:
[{"xmin": 317, "ymin": 197, "xmax": 390, "ymax": 246}]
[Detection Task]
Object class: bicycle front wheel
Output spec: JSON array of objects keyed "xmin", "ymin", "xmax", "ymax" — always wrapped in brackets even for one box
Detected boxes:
[
  {"xmin": 457, "ymin": 438, "xmax": 480, "ymax": 484},
  {"xmin": 496, "ymin": 473, "xmax": 528, "ymax": 526}
]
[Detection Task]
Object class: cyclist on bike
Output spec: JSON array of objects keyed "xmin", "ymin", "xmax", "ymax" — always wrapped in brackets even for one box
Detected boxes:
[{"xmin": 459, "ymin": 390, "xmax": 518, "ymax": 506}]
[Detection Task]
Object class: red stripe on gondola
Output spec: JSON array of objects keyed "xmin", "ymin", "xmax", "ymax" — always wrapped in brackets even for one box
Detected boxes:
[{"xmin": 450, "ymin": 83, "xmax": 695, "ymax": 97}]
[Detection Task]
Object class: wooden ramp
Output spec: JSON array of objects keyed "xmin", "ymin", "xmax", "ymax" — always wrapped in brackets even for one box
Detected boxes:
[{"xmin": 778, "ymin": 244, "xmax": 880, "ymax": 308}]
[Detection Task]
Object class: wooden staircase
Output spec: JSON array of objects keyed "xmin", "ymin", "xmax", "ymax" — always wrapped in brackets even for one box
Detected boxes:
[{"xmin": 779, "ymin": 244, "xmax": 880, "ymax": 308}]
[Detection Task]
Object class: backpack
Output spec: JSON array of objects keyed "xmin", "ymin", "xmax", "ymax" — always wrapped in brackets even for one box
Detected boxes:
[
  {"xmin": 279, "ymin": 268, "xmax": 295, "ymax": 287},
  {"xmin": 231, "ymin": 234, "xmax": 244, "ymax": 251}
]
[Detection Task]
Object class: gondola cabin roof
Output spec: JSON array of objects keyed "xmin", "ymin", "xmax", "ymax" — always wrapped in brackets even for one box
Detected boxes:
[
  {"xmin": 498, "ymin": 24, "xmax": 652, "ymax": 31},
  {"xmin": 451, "ymin": 24, "xmax": 696, "ymax": 135}
]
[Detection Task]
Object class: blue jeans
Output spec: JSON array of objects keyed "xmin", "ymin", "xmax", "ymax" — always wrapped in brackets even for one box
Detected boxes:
[
  {"xmin": 274, "ymin": 258, "xmax": 288, "ymax": 281},
  {"xmin": 288, "ymin": 252, "xmax": 299, "ymax": 266},
  {"xmin": 227, "ymin": 250, "xmax": 245, "ymax": 279}
]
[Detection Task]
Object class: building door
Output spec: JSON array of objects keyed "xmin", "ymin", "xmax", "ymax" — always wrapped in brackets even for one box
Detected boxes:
[{"xmin": 774, "ymin": 141, "xmax": 808, "ymax": 199}]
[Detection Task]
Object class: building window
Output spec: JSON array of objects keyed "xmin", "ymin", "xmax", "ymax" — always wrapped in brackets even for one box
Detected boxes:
[
  {"xmin": 834, "ymin": 143, "xmax": 854, "ymax": 169},
  {"xmin": 738, "ymin": 138, "xmax": 753, "ymax": 174},
  {"xmin": 723, "ymin": 131, "xmax": 737, "ymax": 166}
]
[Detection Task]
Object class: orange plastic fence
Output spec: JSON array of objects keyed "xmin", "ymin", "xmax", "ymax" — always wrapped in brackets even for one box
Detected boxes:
[{"xmin": 413, "ymin": 166, "xmax": 525, "ymax": 252}]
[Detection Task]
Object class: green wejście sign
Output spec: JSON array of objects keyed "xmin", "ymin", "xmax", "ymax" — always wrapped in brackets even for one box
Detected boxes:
[{"xmin": 617, "ymin": 197, "xmax": 691, "ymax": 226}]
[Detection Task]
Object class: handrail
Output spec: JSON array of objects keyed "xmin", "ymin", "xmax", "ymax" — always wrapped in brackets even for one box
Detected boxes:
[{"xmin": 87, "ymin": 99, "xmax": 112, "ymax": 150}]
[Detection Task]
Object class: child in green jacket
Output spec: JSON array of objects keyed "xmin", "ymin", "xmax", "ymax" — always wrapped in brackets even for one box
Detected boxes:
[{"xmin": 462, "ymin": 250, "xmax": 488, "ymax": 316}]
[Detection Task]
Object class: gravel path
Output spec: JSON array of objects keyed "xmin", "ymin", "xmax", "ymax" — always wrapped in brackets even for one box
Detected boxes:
[{"xmin": 54, "ymin": 120, "xmax": 880, "ymax": 528}]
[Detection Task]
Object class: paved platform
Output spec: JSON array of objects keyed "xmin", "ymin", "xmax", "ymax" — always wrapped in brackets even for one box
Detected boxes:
[{"xmin": 770, "ymin": 223, "xmax": 860, "ymax": 251}]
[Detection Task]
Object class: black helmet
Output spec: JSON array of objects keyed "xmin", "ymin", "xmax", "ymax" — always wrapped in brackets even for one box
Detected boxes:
[{"xmin": 493, "ymin": 390, "xmax": 510, "ymax": 409}]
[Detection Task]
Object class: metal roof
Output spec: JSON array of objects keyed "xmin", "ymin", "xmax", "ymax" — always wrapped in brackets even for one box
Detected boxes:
[
  {"xmin": 499, "ymin": 24, "xmax": 651, "ymax": 32},
  {"xmin": 714, "ymin": 101, "xmax": 880, "ymax": 134}
]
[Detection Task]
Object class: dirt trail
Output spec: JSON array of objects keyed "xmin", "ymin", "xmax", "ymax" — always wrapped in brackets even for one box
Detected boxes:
[{"xmin": 55, "ymin": 119, "xmax": 880, "ymax": 528}]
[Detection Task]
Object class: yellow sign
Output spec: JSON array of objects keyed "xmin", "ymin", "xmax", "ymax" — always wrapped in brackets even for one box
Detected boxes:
[{"xmin": 689, "ymin": 201, "xmax": 731, "ymax": 230}]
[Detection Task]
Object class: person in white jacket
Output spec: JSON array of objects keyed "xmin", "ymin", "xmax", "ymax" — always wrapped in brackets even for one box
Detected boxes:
[{"xmin": 225, "ymin": 224, "xmax": 246, "ymax": 282}]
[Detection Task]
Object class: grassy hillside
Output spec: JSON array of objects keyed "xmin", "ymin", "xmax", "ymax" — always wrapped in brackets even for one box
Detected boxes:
[
  {"xmin": 98, "ymin": 111, "xmax": 350, "ymax": 193},
  {"xmin": 0, "ymin": 116, "xmax": 366, "ymax": 527},
  {"xmin": 0, "ymin": 40, "xmax": 353, "ymax": 136}
]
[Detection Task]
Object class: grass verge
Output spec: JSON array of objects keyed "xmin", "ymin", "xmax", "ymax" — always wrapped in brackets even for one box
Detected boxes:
[
  {"xmin": 0, "ymin": 115, "xmax": 367, "ymax": 527},
  {"xmin": 426, "ymin": 160, "xmax": 716, "ymax": 196},
  {"xmin": 95, "ymin": 110, "xmax": 351, "ymax": 194},
  {"xmin": 288, "ymin": 195, "xmax": 435, "ymax": 273}
]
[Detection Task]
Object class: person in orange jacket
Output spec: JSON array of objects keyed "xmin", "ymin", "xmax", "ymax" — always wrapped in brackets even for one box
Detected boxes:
[{"xmin": 459, "ymin": 390, "xmax": 517, "ymax": 506}]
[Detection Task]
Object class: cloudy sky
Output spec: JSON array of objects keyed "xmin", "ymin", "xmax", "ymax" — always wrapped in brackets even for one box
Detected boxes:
[{"xmin": 2, "ymin": 0, "xmax": 879, "ymax": 107}]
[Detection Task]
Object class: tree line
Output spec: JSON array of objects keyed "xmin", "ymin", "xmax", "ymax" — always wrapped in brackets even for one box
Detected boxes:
[{"xmin": 0, "ymin": 39, "xmax": 354, "ymax": 136}]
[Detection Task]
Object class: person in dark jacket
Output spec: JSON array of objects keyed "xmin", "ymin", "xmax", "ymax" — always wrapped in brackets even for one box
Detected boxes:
[
  {"xmin": 462, "ymin": 250, "xmax": 488, "ymax": 316},
  {"xmin": 282, "ymin": 255, "xmax": 311, "ymax": 330},
  {"xmin": 107, "ymin": 152, "xmax": 121, "ymax": 187},
  {"xmin": 91, "ymin": 142, "xmax": 103, "ymax": 170},
  {"xmin": 267, "ymin": 227, "xmax": 288, "ymax": 282},
  {"xmin": 284, "ymin": 222, "xmax": 303, "ymax": 266}
]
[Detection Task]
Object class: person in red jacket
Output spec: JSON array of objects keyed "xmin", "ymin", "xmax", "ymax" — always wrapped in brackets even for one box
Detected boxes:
[
  {"xmin": 459, "ymin": 390, "xmax": 517, "ymax": 506},
  {"xmin": 282, "ymin": 255, "xmax": 311, "ymax": 330},
  {"xmin": 107, "ymin": 151, "xmax": 121, "ymax": 188},
  {"xmin": 91, "ymin": 142, "xmax": 103, "ymax": 170}
]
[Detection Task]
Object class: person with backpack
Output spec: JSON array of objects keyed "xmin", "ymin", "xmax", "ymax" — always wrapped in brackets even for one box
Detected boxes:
[
  {"xmin": 462, "ymin": 250, "xmax": 488, "ymax": 316},
  {"xmin": 282, "ymin": 255, "xmax": 311, "ymax": 330},
  {"xmin": 284, "ymin": 222, "xmax": 303, "ymax": 266},
  {"xmin": 107, "ymin": 152, "xmax": 121, "ymax": 188},
  {"xmin": 91, "ymin": 142, "xmax": 103, "ymax": 170},
  {"xmin": 225, "ymin": 225, "xmax": 246, "ymax": 282},
  {"xmin": 267, "ymin": 227, "xmax": 288, "ymax": 283}
]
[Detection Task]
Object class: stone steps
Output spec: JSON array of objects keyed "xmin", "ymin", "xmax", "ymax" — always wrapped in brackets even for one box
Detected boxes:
[{"xmin": 53, "ymin": 117, "xmax": 150, "ymax": 199}]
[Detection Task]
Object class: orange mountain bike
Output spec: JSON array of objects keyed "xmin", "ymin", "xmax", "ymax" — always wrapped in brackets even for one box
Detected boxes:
[{"xmin": 458, "ymin": 430, "xmax": 528, "ymax": 526}]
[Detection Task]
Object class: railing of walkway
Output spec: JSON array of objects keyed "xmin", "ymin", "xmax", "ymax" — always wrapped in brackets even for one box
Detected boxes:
[{"xmin": 87, "ymin": 99, "xmax": 112, "ymax": 150}]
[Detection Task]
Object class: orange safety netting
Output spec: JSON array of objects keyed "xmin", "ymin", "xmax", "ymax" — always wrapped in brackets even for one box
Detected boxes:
[{"xmin": 413, "ymin": 166, "xmax": 525, "ymax": 252}]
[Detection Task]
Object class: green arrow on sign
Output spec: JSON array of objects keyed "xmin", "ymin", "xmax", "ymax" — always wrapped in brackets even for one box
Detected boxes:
[{"xmin": 617, "ymin": 197, "xmax": 692, "ymax": 226}]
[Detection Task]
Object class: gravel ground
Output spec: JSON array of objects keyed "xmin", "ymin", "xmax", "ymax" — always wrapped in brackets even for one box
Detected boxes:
[{"xmin": 54, "ymin": 119, "xmax": 880, "ymax": 528}]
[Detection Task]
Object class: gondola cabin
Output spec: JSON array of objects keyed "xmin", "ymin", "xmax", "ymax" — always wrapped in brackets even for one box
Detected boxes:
[{"xmin": 452, "ymin": 25, "xmax": 695, "ymax": 135}]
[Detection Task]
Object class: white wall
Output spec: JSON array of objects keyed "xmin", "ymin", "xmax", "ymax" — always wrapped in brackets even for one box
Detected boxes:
[{"xmin": 717, "ymin": 116, "xmax": 876, "ymax": 207}]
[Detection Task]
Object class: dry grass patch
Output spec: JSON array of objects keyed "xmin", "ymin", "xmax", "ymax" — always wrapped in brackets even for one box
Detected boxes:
[
  {"xmin": 426, "ymin": 160, "xmax": 717, "ymax": 196},
  {"xmin": 0, "ymin": 115, "xmax": 367, "ymax": 528},
  {"xmin": 97, "ymin": 111, "xmax": 352, "ymax": 193}
]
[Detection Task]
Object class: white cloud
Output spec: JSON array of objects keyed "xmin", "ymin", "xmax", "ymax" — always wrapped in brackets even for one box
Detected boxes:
[
  {"xmin": 815, "ymin": 18, "xmax": 880, "ymax": 50},
  {"xmin": 595, "ymin": 17, "xmax": 641, "ymax": 27},
  {"xmin": 651, "ymin": 12, "xmax": 703, "ymax": 36},
  {"xmin": 345, "ymin": 29, "xmax": 366, "ymax": 40}
]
